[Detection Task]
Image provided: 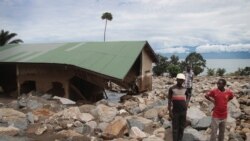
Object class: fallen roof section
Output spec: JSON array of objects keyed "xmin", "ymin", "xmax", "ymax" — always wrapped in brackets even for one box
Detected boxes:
[{"xmin": 0, "ymin": 41, "xmax": 157, "ymax": 80}]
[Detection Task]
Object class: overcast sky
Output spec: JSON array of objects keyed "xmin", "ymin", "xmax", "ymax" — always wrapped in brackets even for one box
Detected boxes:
[{"xmin": 1, "ymin": 0, "xmax": 250, "ymax": 54}]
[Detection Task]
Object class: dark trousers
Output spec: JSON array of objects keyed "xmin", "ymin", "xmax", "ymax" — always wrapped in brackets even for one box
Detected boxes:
[
  {"xmin": 186, "ymin": 88, "xmax": 192, "ymax": 104},
  {"xmin": 172, "ymin": 111, "xmax": 186, "ymax": 141}
]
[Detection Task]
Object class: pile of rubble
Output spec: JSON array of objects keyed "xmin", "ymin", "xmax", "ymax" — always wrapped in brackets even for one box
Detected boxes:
[{"xmin": 0, "ymin": 76, "xmax": 249, "ymax": 141}]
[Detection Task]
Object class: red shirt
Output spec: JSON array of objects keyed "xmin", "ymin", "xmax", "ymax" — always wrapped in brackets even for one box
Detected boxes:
[{"xmin": 206, "ymin": 88, "xmax": 234, "ymax": 119}]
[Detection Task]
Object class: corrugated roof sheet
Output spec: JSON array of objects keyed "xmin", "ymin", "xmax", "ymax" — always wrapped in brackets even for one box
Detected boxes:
[{"xmin": 0, "ymin": 41, "xmax": 153, "ymax": 80}]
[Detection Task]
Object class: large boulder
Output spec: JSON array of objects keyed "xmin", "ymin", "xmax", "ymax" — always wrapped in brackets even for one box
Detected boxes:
[
  {"xmin": 130, "ymin": 126, "xmax": 147, "ymax": 139},
  {"xmin": 0, "ymin": 126, "xmax": 20, "ymax": 136},
  {"xmin": 56, "ymin": 130, "xmax": 85, "ymax": 138},
  {"xmin": 127, "ymin": 116, "xmax": 153, "ymax": 131},
  {"xmin": 96, "ymin": 104, "xmax": 118, "ymax": 122},
  {"xmin": 79, "ymin": 113, "xmax": 94, "ymax": 122},
  {"xmin": 191, "ymin": 116, "xmax": 211, "ymax": 130},
  {"xmin": 47, "ymin": 107, "xmax": 81, "ymax": 121},
  {"xmin": 142, "ymin": 136, "xmax": 164, "ymax": 141},
  {"xmin": 229, "ymin": 98, "xmax": 242, "ymax": 118},
  {"xmin": 187, "ymin": 107, "xmax": 206, "ymax": 121},
  {"xmin": 243, "ymin": 106, "xmax": 250, "ymax": 115},
  {"xmin": 103, "ymin": 118, "xmax": 128, "ymax": 139},
  {"xmin": 184, "ymin": 127, "xmax": 206, "ymax": 141},
  {"xmin": 79, "ymin": 104, "xmax": 96, "ymax": 113},
  {"xmin": 0, "ymin": 108, "xmax": 28, "ymax": 130}
]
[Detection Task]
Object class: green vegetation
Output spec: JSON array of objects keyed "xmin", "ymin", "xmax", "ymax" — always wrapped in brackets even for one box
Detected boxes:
[
  {"xmin": 216, "ymin": 68, "xmax": 226, "ymax": 76},
  {"xmin": 153, "ymin": 54, "xmax": 169, "ymax": 76},
  {"xmin": 0, "ymin": 29, "xmax": 23, "ymax": 46},
  {"xmin": 207, "ymin": 68, "xmax": 215, "ymax": 76},
  {"xmin": 101, "ymin": 12, "xmax": 113, "ymax": 42},
  {"xmin": 233, "ymin": 67, "xmax": 250, "ymax": 76},
  {"xmin": 153, "ymin": 52, "xmax": 206, "ymax": 77}
]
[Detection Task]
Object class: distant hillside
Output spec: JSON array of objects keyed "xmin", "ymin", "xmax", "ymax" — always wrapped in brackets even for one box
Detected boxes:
[{"xmin": 162, "ymin": 52, "xmax": 250, "ymax": 59}]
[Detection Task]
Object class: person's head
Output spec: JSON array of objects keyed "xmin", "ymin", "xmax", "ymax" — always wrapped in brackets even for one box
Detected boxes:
[
  {"xmin": 187, "ymin": 66, "xmax": 191, "ymax": 72},
  {"xmin": 217, "ymin": 79, "xmax": 226, "ymax": 90},
  {"xmin": 176, "ymin": 73, "xmax": 185, "ymax": 86}
]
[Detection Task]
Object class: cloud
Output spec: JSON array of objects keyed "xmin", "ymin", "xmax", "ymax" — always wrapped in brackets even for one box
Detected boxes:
[
  {"xmin": 0, "ymin": 0, "xmax": 250, "ymax": 53},
  {"xmin": 156, "ymin": 47, "xmax": 189, "ymax": 54},
  {"xmin": 196, "ymin": 44, "xmax": 250, "ymax": 53}
]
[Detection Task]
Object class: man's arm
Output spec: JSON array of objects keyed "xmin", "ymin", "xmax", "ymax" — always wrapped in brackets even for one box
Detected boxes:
[{"xmin": 185, "ymin": 90, "xmax": 190, "ymax": 105}]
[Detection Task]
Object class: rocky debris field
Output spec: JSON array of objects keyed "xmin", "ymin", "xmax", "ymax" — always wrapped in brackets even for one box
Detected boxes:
[{"xmin": 0, "ymin": 76, "xmax": 249, "ymax": 141}]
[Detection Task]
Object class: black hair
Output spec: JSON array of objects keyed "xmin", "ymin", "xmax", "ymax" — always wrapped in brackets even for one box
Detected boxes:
[{"xmin": 218, "ymin": 79, "xmax": 226, "ymax": 85}]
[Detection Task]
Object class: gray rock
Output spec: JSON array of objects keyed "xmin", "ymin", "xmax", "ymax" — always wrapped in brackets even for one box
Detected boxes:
[
  {"xmin": 27, "ymin": 112, "xmax": 34, "ymax": 124},
  {"xmin": 0, "ymin": 108, "xmax": 28, "ymax": 130},
  {"xmin": 187, "ymin": 107, "xmax": 206, "ymax": 121},
  {"xmin": 35, "ymin": 125, "xmax": 47, "ymax": 135},
  {"xmin": 79, "ymin": 104, "xmax": 96, "ymax": 113},
  {"xmin": 127, "ymin": 116, "xmax": 153, "ymax": 131},
  {"xmin": 0, "ymin": 136, "xmax": 30, "ymax": 141},
  {"xmin": 144, "ymin": 108, "xmax": 158, "ymax": 120},
  {"xmin": 41, "ymin": 94, "xmax": 52, "ymax": 99},
  {"xmin": 74, "ymin": 124, "xmax": 91, "ymax": 135},
  {"xmin": 0, "ymin": 126, "xmax": 20, "ymax": 136},
  {"xmin": 191, "ymin": 116, "xmax": 211, "ymax": 130},
  {"xmin": 229, "ymin": 98, "xmax": 241, "ymax": 118},
  {"xmin": 79, "ymin": 113, "xmax": 94, "ymax": 122},
  {"xmin": 98, "ymin": 122, "xmax": 109, "ymax": 131},
  {"xmin": 130, "ymin": 126, "xmax": 147, "ymax": 139},
  {"xmin": 246, "ymin": 133, "xmax": 250, "ymax": 141},
  {"xmin": 53, "ymin": 96, "xmax": 76, "ymax": 105},
  {"xmin": 243, "ymin": 106, "xmax": 250, "ymax": 115},
  {"xmin": 229, "ymin": 132, "xmax": 244, "ymax": 141},
  {"xmin": 17, "ymin": 95, "xmax": 45, "ymax": 110},
  {"xmin": 96, "ymin": 104, "xmax": 117, "ymax": 122},
  {"xmin": 142, "ymin": 136, "xmax": 164, "ymax": 141},
  {"xmin": 184, "ymin": 127, "xmax": 205, "ymax": 141}
]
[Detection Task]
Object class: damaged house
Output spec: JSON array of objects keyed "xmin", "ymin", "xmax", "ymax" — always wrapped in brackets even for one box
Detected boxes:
[{"xmin": 0, "ymin": 41, "xmax": 157, "ymax": 102}]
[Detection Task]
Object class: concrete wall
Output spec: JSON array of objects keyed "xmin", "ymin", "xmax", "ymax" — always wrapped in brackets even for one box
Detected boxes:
[
  {"xmin": 139, "ymin": 48, "xmax": 153, "ymax": 91},
  {"xmin": 18, "ymin": 64, "xmax": 73, "ymax": 97}
]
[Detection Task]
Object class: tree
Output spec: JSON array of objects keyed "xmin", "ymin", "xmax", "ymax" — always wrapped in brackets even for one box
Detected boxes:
[
  {"xmin": 169, "ymin": 54, "xmax": 180, "ymax": 65},
  {"xmin": 216, "ymin": 68, "xmax": 226, "ymax": 76},
  {"xmin": 101, "ymin": 12, "xmax": 113, "ymax": 42},
  {"xmin": 167, "ymin": 64, "xmax": 181, "ymax": 77},
  {"xmin": 185, "ymin": 52, "xmax": 206, "ymax": 75},
  {"xmin": 207, "ymin": 68, "xmax": 215, "ymax": 76},
  {"xmin": 153, "ymin": 54, "xmax": 169, "ymax": 76},
  {"xmin": 0, "ymin": 30, "xmax": 23, "ymax": 46}
]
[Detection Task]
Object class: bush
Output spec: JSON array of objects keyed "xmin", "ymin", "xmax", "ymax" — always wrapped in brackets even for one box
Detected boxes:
[
  {"xmin": 153, "ymin": 54, "xmax": 169, "ymax": 76},
  {"xmin": 207, "ymin": 68, "xmax": 215, "ymax": 76},
  {"xmin": 167, "ymin": 64, "xmax": 181, "ymax": 77},
  {"xmin": 234, "ymin": 67, "xmax": 250, "ymax": 76},
  {"xmin": 216, "ymin": 68, "xmax": 226, "ymax": 76}
]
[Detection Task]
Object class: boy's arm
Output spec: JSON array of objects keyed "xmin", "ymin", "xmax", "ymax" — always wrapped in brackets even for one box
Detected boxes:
[
  {"xmin": 168, "ymin": 88, "xmax": 173, "ymax": 111},
  {"xmin": 168, "ymin": 88, "xmax": 173, "ymax": 119},
  {"xmin": 205, "ymin": 91, "xmax": 215, "ymax": 104},
  {"xmin": 228, "ymin": 90, "xmax": 234, "ymax": 101}
]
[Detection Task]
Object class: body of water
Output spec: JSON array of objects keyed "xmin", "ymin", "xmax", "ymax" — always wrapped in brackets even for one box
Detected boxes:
[{"xmin": 203, "ymin": 59, "xmax": 250, "ymax": 75}]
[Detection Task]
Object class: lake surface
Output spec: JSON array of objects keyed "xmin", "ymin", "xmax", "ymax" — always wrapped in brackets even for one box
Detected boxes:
[{"xmin": 203, "ymin": 59, "xmax": 250, "ymax": 75}]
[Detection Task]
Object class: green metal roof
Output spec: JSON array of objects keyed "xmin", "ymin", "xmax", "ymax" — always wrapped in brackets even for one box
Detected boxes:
[{"xmin": 0, "ymin": 41, "xmax": 156, "ymax": 80}]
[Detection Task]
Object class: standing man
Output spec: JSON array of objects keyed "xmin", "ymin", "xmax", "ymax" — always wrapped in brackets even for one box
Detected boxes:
[
  {"xmin": 184, "ymin": 66, "xmax": 193, "ymax": 104},
  {"xmin": 205, "ymin": 79, "xmax": 234, "ymax": 141},
  {"xmin": 168, "ymin": 73, "xmax": 188, "ymax": 141}
]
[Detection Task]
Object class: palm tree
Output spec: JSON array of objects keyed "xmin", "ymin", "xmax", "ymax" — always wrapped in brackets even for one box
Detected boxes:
[
  {"xmin": 0, "ymin": 30, "xmax": 23, "ymax": 46},
  {"xmin": 101, "ymin": 12, "xmax": 113, "ymax": 42}
]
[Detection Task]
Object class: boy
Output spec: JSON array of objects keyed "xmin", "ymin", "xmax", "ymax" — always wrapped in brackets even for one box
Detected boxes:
[
  {"xmin": 205, "ymin": 79, "xmax": 234, "ymax": 141},
  {"xmin": 168, "ymin": 73, "xmax": 188, "ymax": 141}
]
